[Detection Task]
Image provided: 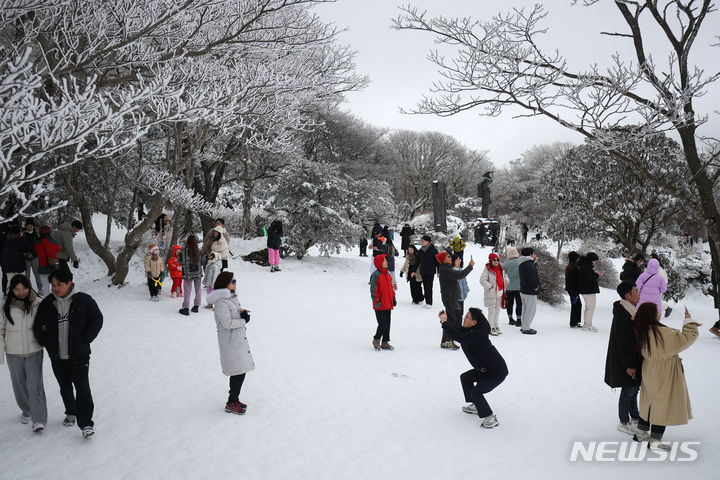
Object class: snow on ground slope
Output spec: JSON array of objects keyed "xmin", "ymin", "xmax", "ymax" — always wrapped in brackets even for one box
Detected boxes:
[{"xmin": 1, "ymin": 234, "xmax": 719, "ymax": 479}]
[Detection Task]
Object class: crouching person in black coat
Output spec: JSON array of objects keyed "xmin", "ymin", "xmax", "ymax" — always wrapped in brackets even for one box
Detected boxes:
[
  {"xmin": 33, "ymin": 269, "xmax": 103, "ymax": 439},
  {"xmin": 439, "ymin": 307, "xmax": 508, "ymax": 428}
]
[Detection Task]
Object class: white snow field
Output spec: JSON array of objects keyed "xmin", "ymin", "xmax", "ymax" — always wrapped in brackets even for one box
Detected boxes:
[{"xmin": 2, "ymin": 228, "xmax": 719, "ymax": 480}]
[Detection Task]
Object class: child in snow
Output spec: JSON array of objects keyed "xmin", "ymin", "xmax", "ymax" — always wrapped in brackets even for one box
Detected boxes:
[
  {"xmin": 439, "ymin": 307, "xmax": 508, "ymax": 429},
  {"xmin": 206, "ymin": 271, "xmax": 254, "ymax": 415},
  {"xmin": 168, "ymin": 245, "xmax": 183, "ymax": 297},
  {"xmin": 370, "ymin": 254, "xmax": 396, "ymax": 351},
  {"xmin": 203, "ymin": 252, "xmax": 222, "ymax": 309},
  {"xmin": 144, "ymin": 243, "xmax": 165, "ymax": 302}
]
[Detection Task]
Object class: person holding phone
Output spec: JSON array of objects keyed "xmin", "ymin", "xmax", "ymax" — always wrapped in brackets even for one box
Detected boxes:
[
  {"xmin": 437, "ymin": 251, "xmax": 474, "ymax": 349},
  {"xmin": 206, "ymin": 271, "xmax": 254, "ymax": 415},
  {"xmin": 439, "ymin": 307, "xmax": 508, "ymax": 428}
]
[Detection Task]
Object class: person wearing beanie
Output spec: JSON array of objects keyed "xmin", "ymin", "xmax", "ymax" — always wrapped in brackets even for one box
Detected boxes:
[
  {"xmin": 480, "ymin": 253, "xmax": 509, "ymax": 336},
  {"xmin": 501, "ymin": 247, "xmax": 522, "ymax": 327},
  {"xmin": 517, "ymin": 247, "xmax": 540, "ymax": 334},
  {"xmin": 144, "ymin": 244, "xmax": 165, "ymax": 302},
  {"xmin": 437, "ymin": 250, "xmax": 475, "ymax": 349},
  {"xmin": 564, "ymin": 251, "xmax": 582, "ymax": 328},
  {"xmin": 370, "ymin": 254, "xmax": 396, "ymax": 351},
  {"xmin": 417, "ymin": 235, "xmax": 439, "ymax": 309},
  {"xmin": 578, "ymin": 252, "xmax": 601, "ymax": 332}
]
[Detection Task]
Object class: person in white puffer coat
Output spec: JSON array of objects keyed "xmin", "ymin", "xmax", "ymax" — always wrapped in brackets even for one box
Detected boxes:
[
  {"xmin": 0, "ymin": 274, "xmax": 47, "ymax": 432},
  {"xmin": 479, "ymin": 253, "xmax": 510, "ymax": 336},
  {"xmin": 206, "ymin": 271, "xmax": 254, "ymax": 416}
]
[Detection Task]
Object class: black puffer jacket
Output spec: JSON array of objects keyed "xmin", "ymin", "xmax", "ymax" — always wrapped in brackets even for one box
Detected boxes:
[
  {"xmin": 619, "ymin": 260, "xmax": 642, "ymax": 284},
  {"xmin": 578, "ymin": 259, "xmax": 600, "ymax": 294},
  {"xmin": 33, "ymin": 292, "xmax": 103, "ymax": 361},
  {"xmin": 442, "ymin": 316, "xmax": 508, "ymax": 377},
  {"xmin": 564, "ymin": 265, "xmax": 580, "ymax": 296}
]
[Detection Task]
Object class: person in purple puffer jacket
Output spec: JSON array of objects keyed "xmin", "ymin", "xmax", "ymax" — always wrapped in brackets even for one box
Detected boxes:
[{"xmin": 635, "ymin": 258, "xmax": 667, "ymax": 313}]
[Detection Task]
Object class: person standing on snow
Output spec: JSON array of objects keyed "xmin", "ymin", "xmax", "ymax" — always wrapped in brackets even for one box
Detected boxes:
[
  {"xmin": 518, "ymin": 247, "xmax": 540, "ymax": 335},
  {"xmin": 399, "ymin": 245, "xmax": 424, "ymax": 304},
  {"xmin": 454, "ymin": 255, "xmax": 470, "ymax": 314},
  {"xmin": 479, "ymin": 253, "xmax": 509, "ymax": 336},
  {"xmin": 168, "ymin": 245, "xmax": 183, "ymax": 298},
  {"xmin": 144, "ymin": 243, "xmax": 165, "ymax": 302},
  {"xmin": 206, "ymin": 271, "xmax": 254, "ymax": 416},
  {"xmin": 564, "ymin": 251, "xmax": 582, "ymax": 328},
  {"xmin": 177, "ymin": 235, "xmax": 207, "ymax": 316},
  {"xmin": 604, "ymin": 282, "xmax": 641, "ymax": 436},
  {"xmin": 21, "ymin": 220, "xmax": 43, "ymax": 295},
  {"xmin": 385, "ymin": 239, "xmax": 400, "ymax": 289},
  {"xmin": 417, "ymin": 235, "xmax": 439, "ymax": 309},
  {"xmin": 266, "ymin": 220, "xmax": 283, "ymax": 273},
  {"xmin": 620, "ymin": 254, "xmax": 644, "ymax": 284},
  {"xmin": 370, "ymin": 254, "xmax": 396, "ymax": 351},
  {"xmin": 437, "ymin": 251, "xmax": 475, "ymax": 349},
  {"xmin": 649, "ymin": 253, "xmax": 673, "ymax": 317},
  {"xmin": 578, "ymin": 252, "xmax": 601, "ymax": 332},
  {"xmin": 399, "ymin": 224, "xmax": 414, "ymax": 256},
  {"xmin": 502, "ymin": 247, "xmax": 522, "ymax": 327},
  {"xmin": 55, "ymin": 220, "xmax": 82, "ymax": 276},
  {"xmin": 632, "ymin": 303, "xmax": 699, "ymax": 451},
  {"xmin": 635, "ymin": 258, "xmax": 667, "ymax": 314},
  {"xmin": 439, "ymin": 307, "xmax": 508, "ymax": 429},
  {"xmin": 33, "ymin": 269, "xmax": 103, "ymax": 439}
]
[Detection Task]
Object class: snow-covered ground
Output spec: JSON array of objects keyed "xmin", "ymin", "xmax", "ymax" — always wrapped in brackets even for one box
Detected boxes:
[{"xmin": 2, "ymin": 228, "xmax": 719, "ymax": 479}]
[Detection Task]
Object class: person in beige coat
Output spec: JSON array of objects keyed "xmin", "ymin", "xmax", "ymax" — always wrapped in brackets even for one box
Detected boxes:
[
  {"xmin": 633, "ymin": 302, "xmax": 700, "ymax": 451},
  {"xmin": 479, "ymin": 253, "xmax": 509, "ymax": 336}
]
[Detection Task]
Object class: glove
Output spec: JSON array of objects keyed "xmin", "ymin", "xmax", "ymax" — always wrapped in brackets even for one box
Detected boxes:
[
  {"xmin": 240, "ymin": 311, "xmax": 250, "ymax": 323},
  {"xmin": 393, "ymin": 298, "xmax": 397, "ymax": 307},
  {"xmin": 73, "ymin": 260, "xmax": 79, "ymax": 268},
  {"xmin": 399, "ymin": 271, "xmax": 404, "ymax": 277},
  {"xmin": 571, "ymin": 296, "xmax": 578, "ymax": 305}
]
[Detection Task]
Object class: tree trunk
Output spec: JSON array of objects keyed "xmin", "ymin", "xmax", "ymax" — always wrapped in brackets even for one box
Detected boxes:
[{"xmin": 707, "ymin": 236, "xmax": 720, "ymax": 323}]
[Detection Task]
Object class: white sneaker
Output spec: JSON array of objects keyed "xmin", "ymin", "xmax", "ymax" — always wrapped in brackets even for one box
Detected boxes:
[
  {"xmin": 490, "ymin": 328, "xmax": 499, "ymax": 336},
  {"xmin": 32, "ymin": 423, "xmax": 45, "ymax": 433},
  {"xmin": 20, "ymin": 413, "xmax": 31, "ymax": 424},
  {"xmin": 649, "ymin": 438, "xmax": 671, "ymax": 451},
  {"xmin": 63, "ymin": 415, "xmax": 76, "ymax": 427},
  {"xmin": 423, "ymin": 303, "xmax": 432, "ymax": 309},
  {"xmin": 496, "ymin": 328, "xmax": 503, "ymax": 335},
  {"xmin": 81, "ymin": 426, "xmax": 95, "ymax": 439},
  {"xmin": 462, "ymin": 403, "xmax": 477, "ymax": 415},
  {"xmin": 481, "ymin": 414, "xmax": 499, "ymax": 428},
  {"xmin": 617, "ymin": 422, "xmax": 636, "ymax": 435},
  {"xmin": 582, "ymin": 325, "xmax": 598, "ymax": 332},
  {"xmin": 633, "ymin": 430, "xmax": 651, "ymax": 442}
]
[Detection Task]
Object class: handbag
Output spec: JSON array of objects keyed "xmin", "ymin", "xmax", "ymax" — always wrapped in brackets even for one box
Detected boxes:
[{"xmin": 40, "ymin": 241, "xmax": 59, "ymax": 266}]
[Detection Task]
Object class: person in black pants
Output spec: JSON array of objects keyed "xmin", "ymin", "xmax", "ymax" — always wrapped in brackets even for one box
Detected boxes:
[
  {"xmin": 440, "ymin": 307, "xmax": 508, "ymax": 428},
  {"xmin": 33, "ymin": 268, "xmax": 103, "ymax": 439},
  {"xmin": 417, "ymin": 235, "xmax": 439, "ymax": 309},
  {"xmin": 437, "ymin": 251, "xmax": 474, "ymax": 349},
  {"xmin": 564, "ymin": 251, "xmax": 582, "ymax": 328}
]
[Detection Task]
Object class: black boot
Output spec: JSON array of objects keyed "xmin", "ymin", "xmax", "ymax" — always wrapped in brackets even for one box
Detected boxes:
[{"xmin": 179, "ymin": 308, "xmax": 190, "ymax": 316}]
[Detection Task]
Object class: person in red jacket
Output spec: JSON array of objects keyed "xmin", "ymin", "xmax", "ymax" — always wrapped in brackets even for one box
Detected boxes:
[
  {"xmin": 370, "ymin": 254, "xmax": 396, "ymax": 351},
  {"xmin": 33, "ymin": 226, "xmax": 61, "ymax": 296},
  {"xmin": 168, "ymin": 245, "xmax": 183, "ymax": 297}
]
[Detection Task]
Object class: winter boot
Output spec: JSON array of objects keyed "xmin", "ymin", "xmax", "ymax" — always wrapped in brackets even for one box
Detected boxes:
[
  {"xmin": 372, "ymin": 338, "xmax": 381, "ymax": 351},
  {"xmin": 225, "ymin": 402, "xmax": 246, "ymax": 415},
  {"xmin": 179, "ymin": 308, "xmax": 190, "ymax": 316},
  {"xmin": 508, "ymin": 318, "xmax": 516, "ymax": 326},
  {"xmin": 380, "ymin": 341, "xmax": 394, "ymax": 351},
  {"xmin": 520, "ymin": 328, "xmax": 537, "ymax": 335},
  {"xmin": 191, "ymin": 305, "xmax": 199, "ymax": 313},
  {"xmin": 481, "ymin": 414, "xmax": 499, "ymax": 428}
]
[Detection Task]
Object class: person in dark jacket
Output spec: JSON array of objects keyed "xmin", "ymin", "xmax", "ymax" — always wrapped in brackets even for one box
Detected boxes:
[
  {"xmin": 417, "ymin": 235, "xmax": 439, "ymax": 308},
  {"xmin": 399, "ymin": 224, "xmax": 413, "ymax": 255},
  {"xmin": 22, "ymin": 220, "xmax": 43, "ymax": 295},
  {"xmin": 564, "ymin": 251, "xmax": 582, "ymax": 328},
  {"xmin": 578, "ymin": 252, "xmax": 601, "ymax": 332},
  {"xmin": 620, "ymin": 254, "xmax": 644, "ymax": 284},
  {"xmin": 604, "ymin": 281, "xmax": 641, "ymax": 436},
  {"xmin": 439, "ymin": 307, "xmax": 508, "ymax": 428},
  {"xmin": 369, "ymin": 230, "xmax": 387, "ymax": 257},
  {"xmin": 399, "ymin": 245, "xmax": 424, "ymax": 304},
  {"xmin": 437, "ymin": 251, "xmax": 475, "ymax": 349},
  {"xmin": 267, "ymin": 220, "xmax": 283, "ymax": 272},
  {"xmin": 1, "ymin": 224, "xmax": 31, "ymax": 291},
  {"xmin": 518, "ymin": 247, "xmax": 540, "ymax": 334},
  {"xmin": 359, "ymin": 236, "xmax": 368, "ymax": 257},
  {"xmin": 32, "ymin": 268, "xmax": 103, "ymax": 439}
]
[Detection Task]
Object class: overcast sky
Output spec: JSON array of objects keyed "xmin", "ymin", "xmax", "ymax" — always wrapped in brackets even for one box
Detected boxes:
[{"xmin": 315, "ymin": 0, "xmax": 720, "ymax": 168}]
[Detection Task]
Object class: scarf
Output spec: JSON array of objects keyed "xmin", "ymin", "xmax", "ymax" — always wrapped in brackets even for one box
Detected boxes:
[
  {"xmin": 487, "ymin": 253, "xmax": 505, "ymax": 291},
  {"xmin": 620, "ymin": 299, "xmax": 638, "ymax": 317}
]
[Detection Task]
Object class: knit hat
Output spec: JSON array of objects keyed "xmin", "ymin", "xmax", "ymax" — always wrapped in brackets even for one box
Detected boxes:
[
  {"xmin": 435, "ymin": 251, "xmax": 449, "ymax": 264},
  {"xmin": 488, "ymin": 252, "xmax": 499, "ymax": 262},
  {"xmin": 38, "ymin": 225, "xmax": 51, "ymax": 236},
  {"xmin": 506, "ymin": 247, "xmax": 519, "ymax": 259},
  {"xmin": 148, "ymin": 243, "xmax": 160, "ymax": 254}
]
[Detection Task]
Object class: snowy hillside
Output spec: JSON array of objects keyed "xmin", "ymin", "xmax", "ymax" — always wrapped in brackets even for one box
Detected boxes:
[{"xmin": 2, "ymin": 231, "xmax": 719, "ymax": 480}]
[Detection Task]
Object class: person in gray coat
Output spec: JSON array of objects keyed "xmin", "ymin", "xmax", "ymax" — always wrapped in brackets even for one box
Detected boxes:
[
  {"xmin": 55, "ymin": 220, "xmax": 82, "ymax": 275},
  {"xmin": 501, "ymin": 247, "xmax": 522, "ymax": 327},
  {"xmin": 206, "ymin": 271, "xmax": 254, "ymax": 416}
]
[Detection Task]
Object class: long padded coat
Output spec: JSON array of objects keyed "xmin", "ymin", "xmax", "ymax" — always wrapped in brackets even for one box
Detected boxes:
[
  {"xmin": 636, "ymin": 259, "xmax": 667, "ymax": 313},
  {"xmin": 207, "ymin": 288, "xmax": 255, "ymax": 377}
]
